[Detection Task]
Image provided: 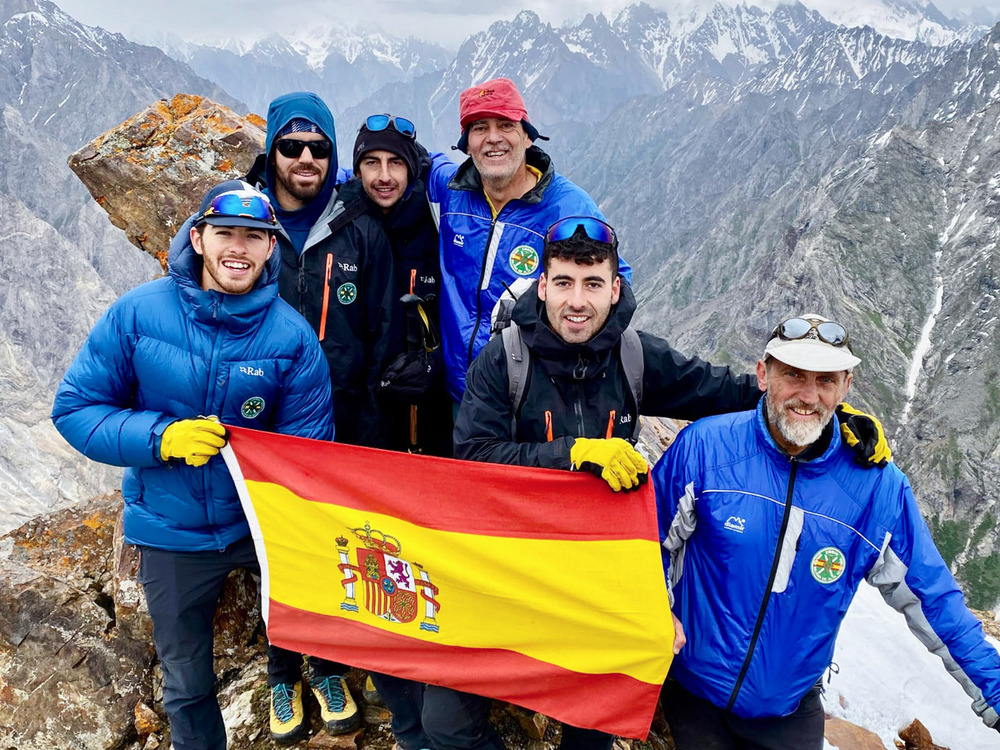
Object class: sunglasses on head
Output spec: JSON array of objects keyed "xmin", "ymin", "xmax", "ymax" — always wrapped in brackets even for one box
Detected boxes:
[
  {"xmin": 769, "ymin": 317, "xmax": 851, "ymax": 347},
  {"xmin": 545, "ymin": 216, "xmax": 618, "ymax": 247},
  {"xmin": 199, "ymin": 191, "xmax": 277, "ymax": 225},
  {"xmin": 274, "ymin": 138, "xmax": 334, "ymax": 160},
  {"xmin": 364, "ymin": 114, "xmax": 416, "ymax": 139}
]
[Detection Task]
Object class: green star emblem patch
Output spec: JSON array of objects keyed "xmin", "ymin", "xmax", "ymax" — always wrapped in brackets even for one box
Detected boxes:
[
  {"xmin": 509, "ymin": 245, "xmax": 539, "ymax": 276},
  {"xmin": 810, "ymin": 546, "xmax": 846, "ymax": 584}
]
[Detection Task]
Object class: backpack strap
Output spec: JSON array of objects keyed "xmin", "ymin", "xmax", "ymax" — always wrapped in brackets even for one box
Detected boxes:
[
  {"xmin": 501, "ymin": 323, "xmax": 529, "ymax": 435},
  {"xmin": 620, "ymin": 327, "xmax": 644, "ymax": 442}
]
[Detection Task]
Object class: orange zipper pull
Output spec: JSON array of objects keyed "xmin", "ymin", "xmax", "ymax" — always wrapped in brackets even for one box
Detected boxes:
[{"xmin": 606, "ymin": 410, "xmax": 616, "ymax": 439}]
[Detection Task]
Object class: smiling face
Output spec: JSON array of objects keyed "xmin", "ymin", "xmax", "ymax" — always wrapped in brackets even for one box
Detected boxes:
[
  {"xmin": 359, "ymin": 149, "xmax": 409, "ymax": 212},
  {"xmin": 756, "ymin": 358, "xmax": 852, "ymax": 455},
  {"xmin": 272, "ymin": 131, "xmax": 330, "ymax": 210},
  {"xmin": 467, "ymin": 117, "xmax": 531, "ymax": 187},
  {"xmin": 537, "ymin": 256, "xmax": 621, "ymax": 345},
  {"xmin": 191, "ymin": 224, "xmax": 275, "ymax": 295}
]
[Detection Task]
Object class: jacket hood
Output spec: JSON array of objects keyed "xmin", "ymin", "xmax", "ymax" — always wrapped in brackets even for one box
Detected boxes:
[
  {"xmin": 448, "ymin": 145, "xmax": 554, "ymax": 204},
  {"xmin": 511, "ymin": 277, "xmax": 637, "ymax": 381},
  {"xmin": 263, "ymin": 92, "xmax": 338, "ymax": 211},
  {"xmin": 167, "ymin": 215, "xmax": 281, "ymax": 331}
]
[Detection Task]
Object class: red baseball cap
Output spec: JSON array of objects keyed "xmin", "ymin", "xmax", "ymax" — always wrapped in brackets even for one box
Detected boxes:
[
  {"xmin": 455, "ymin": 77, "xmax": 546, "ymax": 153},
  {"xmin": 459, "ymin": 77, "xmax": 530, "ymax": 128}
]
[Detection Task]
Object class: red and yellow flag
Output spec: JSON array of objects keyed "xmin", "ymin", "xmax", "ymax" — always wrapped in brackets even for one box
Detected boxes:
[{"xmin": 222, "ymin": 425, "xmax": 674, "ymax": 738}]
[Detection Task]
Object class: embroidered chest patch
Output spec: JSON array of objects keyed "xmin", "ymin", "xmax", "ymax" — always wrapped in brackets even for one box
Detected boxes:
[
  {"xmin": 508, "ymin": 245, "xmax": 539, "ymax": 276},
  {"xmin": 337, "ymin": 282, "xmax": 358, "ymax": 305},
  {"xmin": 810, "ymin": 546, "xmax": 846, "ymax": 584},
  {"xmin": 241, "ymin": 397, "xmax": 265, "ymax": 419}
]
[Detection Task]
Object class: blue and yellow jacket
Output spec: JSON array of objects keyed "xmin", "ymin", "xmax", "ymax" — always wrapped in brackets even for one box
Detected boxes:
[
  {"xmin": 51, "ymin": 216, "xmax": 333, "ymax": 552},
  {"xmin": 427, "ymin": 146, "xmax": 632, "ymax": 401},
  {"xmin": 654, "ymin": 401, "xmax": 1000, "ymax": 726}
]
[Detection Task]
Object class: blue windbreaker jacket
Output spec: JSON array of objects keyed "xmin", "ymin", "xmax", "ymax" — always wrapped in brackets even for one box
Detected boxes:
[
  {"xmin": 52, "ymin": 215, "xmax": 333, "ymax": 552},
  {"xmin": 654, "ymin": 401, "xmax": 1000, "ymax": 726},
  {"xmin": 427, "ymin": 146, "xmax": 632, "ymax": 401}
]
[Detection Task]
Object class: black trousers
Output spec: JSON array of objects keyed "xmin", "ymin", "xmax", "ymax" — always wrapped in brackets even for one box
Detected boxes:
[
  {"xmin": 369, "ymin": 672, "xmax": 614, "ymax": 750},
  {"xmin": 660, "ymin": 679, "xmax": 825, "ymax": 750},
  {"xmin": 137, "ymin": 536, "xmax": 347, "ymax": 750}
]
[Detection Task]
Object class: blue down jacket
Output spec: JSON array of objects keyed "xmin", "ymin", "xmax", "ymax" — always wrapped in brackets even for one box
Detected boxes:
[
  {"xmin": 427, "ymin": 146, "xmax": 632, "ymax": 401},
  {"xmin": 52, "ymin": 218, "xmax": 333, "ymax": 552},
  {"xmin": 653, "ymin": 400, "xmax": 1000, "ymax": 726}
]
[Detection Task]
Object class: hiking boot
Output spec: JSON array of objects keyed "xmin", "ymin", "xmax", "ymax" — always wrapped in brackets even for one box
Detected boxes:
[
  {"xmin": 270, "ymin": 681, "xmax": 306, "ymax": 744},
  {"xmin": 363, "ymin": 674, "xmax": 384, "ymax": 706},
  {"xmin": 311, "ymin": 675, "xmax": 361, "ymax": 734}
]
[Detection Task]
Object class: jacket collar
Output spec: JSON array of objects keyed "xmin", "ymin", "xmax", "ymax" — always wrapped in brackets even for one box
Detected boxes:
[
  {"xmin": 447, "ymin": 145, "xmax": 555, "ymax": 206},
  {"xmin": 753, "ymin": 397, "xmax": 842, "ymax": 466},
  {"xmin": 166, "ymin": 215, "xmax": 280, "ymax": 332}
]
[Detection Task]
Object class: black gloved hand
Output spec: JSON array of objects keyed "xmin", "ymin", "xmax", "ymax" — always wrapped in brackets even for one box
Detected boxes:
[{"xmin": 836, "ymin": 403, "xmax": 891, "ymax": 469}]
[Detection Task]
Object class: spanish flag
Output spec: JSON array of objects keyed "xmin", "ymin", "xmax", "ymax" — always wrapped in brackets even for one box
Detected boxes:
[{"xmin": 222, "ymin": 426, "xmax": 674, "ymax": 738}]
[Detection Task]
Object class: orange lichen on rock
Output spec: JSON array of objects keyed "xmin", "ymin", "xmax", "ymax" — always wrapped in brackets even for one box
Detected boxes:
[{"xmin": 68, "ymin": 95, "xmax": 266, "ymax": 265}]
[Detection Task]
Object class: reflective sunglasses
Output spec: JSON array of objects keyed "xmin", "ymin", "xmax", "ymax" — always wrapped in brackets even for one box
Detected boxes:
[
  {"xmin": 199, "ymin": 191, "xmax": 277, "ymax": 225},
  {"xmin": 365, "ymin": 114, "xmax": 416, "ymax": 139},
  {"xmin": 274, "ymin": 137, "xmax": 334, "ymax": 160},
  {"xmin": 545, "ymin": 216, "xmax": 618, "ymax": 247},
  {"xmin": 769, "ymin": 317, "xmax": 850, "ymax": 347}
]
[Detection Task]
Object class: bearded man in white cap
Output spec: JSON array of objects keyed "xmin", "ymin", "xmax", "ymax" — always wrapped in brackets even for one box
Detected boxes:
[{"xmin": 652, "ymin": 313, "xmax": 1000, "ymax": 749}]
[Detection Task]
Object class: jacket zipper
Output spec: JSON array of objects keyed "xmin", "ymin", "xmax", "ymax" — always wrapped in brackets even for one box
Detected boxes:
[
  {"xmin": 204, "ymin": 305, "xmax": 226, "ymax": 549},
  {"xmin": 467, "ymin": 218, "xmax": 498, "ymax": 365},
  {"xmin": 605, "ymin": 410, "xmax": 616, "ymax": 439},
  {"xmin": 318, "ymin": 253, "xmax": 333, "ymax": 342},
  {"xmin": 726, "ymin": 458, "xmax": 799, "ymax": 711}
]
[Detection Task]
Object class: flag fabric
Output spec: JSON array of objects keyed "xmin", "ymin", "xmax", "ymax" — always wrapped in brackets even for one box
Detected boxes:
[{"xmin": 222, "ymin": 425, "xmax": 674, "ymax": 738}]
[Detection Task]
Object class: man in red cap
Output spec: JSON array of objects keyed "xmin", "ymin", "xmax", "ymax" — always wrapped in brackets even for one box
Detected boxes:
[{"xmin": 426, "ymin": 76, "xmax": 632, "ymax": 406}]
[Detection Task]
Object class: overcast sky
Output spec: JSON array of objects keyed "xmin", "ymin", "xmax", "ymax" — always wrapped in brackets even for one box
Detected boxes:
[{"xmin": 53, "ymin": 0, "xmax": 1000, "ymax": 49}]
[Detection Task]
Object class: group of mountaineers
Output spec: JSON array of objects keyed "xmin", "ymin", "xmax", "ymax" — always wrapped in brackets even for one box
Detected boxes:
[{"xmin": 50, "ymin": 74, "xmax": 1000, "ymax": 750}]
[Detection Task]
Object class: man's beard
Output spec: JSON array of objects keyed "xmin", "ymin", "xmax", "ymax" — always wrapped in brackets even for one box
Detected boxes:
[{"xmin": 765, "ymin": 394, "xmax": 834, "ymax": 448}]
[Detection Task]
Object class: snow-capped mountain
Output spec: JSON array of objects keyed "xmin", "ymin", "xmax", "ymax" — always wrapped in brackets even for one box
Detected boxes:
[
  {"xmin": 0, "ymin": 0, "xmax": 234, "ymax": 532},
  {"xmin": 158, "ymin": 27, "xmax": 450, "ymax": 117},
  {"xmin": 801, "ymin": 0, "xmax": 983, "ymax": 45}
]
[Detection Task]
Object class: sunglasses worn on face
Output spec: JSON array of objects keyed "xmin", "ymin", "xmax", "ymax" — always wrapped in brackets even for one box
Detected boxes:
[
  {"xmin": 770, "ymin": 318, "xmax": 850, "ymax": 347},
  {"xmin": 200, "ymin": 191, "xmax": 277, "ymax": 225},
  {"xmin": 274, "ymin": 138, "xmax": 334, "ymax": 160},
  {"xmin": 545, "ymin": 216, "xmax": 618, "ymax": 247},
  {"xmin": 365, "ymin": 114, "xmax": 416, "ymax": 138}
]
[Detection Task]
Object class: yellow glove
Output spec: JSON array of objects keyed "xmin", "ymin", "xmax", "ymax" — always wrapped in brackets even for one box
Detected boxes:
[
  {"xmin": 836, "ymin": 403, "xmax": 892, "ymax": 468},
  {"xmin": 570, "ymin": 437, "xmax": 649, "ymax": 492},
  {"xmin": 160, "ymin": 418, "xmax": 228, "ymax": 467}
]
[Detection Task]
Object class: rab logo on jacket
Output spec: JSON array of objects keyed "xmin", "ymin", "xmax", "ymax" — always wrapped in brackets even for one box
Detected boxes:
[
  {"xmin": 337, "ymin": 522, "xmax": 441, "ymax": 632},
  {"xmin": 239, "ymin": 366, "xmax": 263, "ymax": 377},
  {"xmin": 724, "ymin": 516, "xmax": 746, "ymax": 534},
  {"xmin": 454, "ymin": 234, "xmax": 465, "ymax": 247}
]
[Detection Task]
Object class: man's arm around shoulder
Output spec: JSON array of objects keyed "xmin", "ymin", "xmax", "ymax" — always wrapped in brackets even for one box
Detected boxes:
[{"xmin": 638, "ymin": 331, "xmax": 761, "ymax": 421}]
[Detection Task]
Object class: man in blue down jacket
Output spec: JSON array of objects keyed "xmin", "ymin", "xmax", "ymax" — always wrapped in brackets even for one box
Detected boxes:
[
  {"xmin": 653, "ymin": 314, "xmax": 1000, "ymax": 748},
  {"xmin": 426, "ymin": 77, "xmax": 632, "ymax": 403},
  {"xmin": 51, "ymin": 181, "xmax": 333, "ymax": 750}
]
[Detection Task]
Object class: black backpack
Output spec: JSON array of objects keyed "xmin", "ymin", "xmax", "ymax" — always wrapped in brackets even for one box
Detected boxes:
[{"xmin": 499, "ymin": 322, "xmax": 644, "ymax": 442}]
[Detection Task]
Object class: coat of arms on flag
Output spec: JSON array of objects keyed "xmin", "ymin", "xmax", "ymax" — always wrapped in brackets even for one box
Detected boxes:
[{"xmin": 337, "ymin": 522, "xmax": 440, "ymax": 631}]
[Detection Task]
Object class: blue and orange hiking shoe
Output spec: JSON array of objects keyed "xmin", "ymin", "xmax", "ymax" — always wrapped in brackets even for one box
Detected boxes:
[
  {"xmin": 310, "ymin": 675, "xmax": 360, "ymax": 734},
  {"xmin": 270, "ymin": 681, "xmax": 306, "ymax": 744}
]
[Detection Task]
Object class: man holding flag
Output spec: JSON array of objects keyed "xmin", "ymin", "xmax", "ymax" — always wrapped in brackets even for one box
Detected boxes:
[{"xmin": 51, "ymin": 180, "xmax": 333, "ymax": 750}]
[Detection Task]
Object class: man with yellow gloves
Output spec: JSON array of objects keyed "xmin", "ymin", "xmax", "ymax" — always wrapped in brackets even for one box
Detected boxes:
[
  {"xmin": 452, "ymin": 216, "xmax": 890, "ymax": 750},
  {"xmin": 52, "ymin": 180, "xmax": 333, "ymax": 750}
]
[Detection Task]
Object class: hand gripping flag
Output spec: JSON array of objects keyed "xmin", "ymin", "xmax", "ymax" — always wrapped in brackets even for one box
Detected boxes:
[{"xmin": 222, "ymin": 425, "xmax": 674, "ymax": 738}]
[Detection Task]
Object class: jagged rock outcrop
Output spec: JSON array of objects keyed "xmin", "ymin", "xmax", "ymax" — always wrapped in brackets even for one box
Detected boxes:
[
  {"xmin": 0, "ymin": 494, "xmax": 154, "ymax": 749},
  {"xmin": 897, "ymin": 718, "xmax": 950, "ymax": 750},
  {"xmin": 825, "ymin": 716, "xmax": 889, "ymax": 749},
  {"xmin": 68, "ymin": 94, "xmax": 266, "ymax": 269}
]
